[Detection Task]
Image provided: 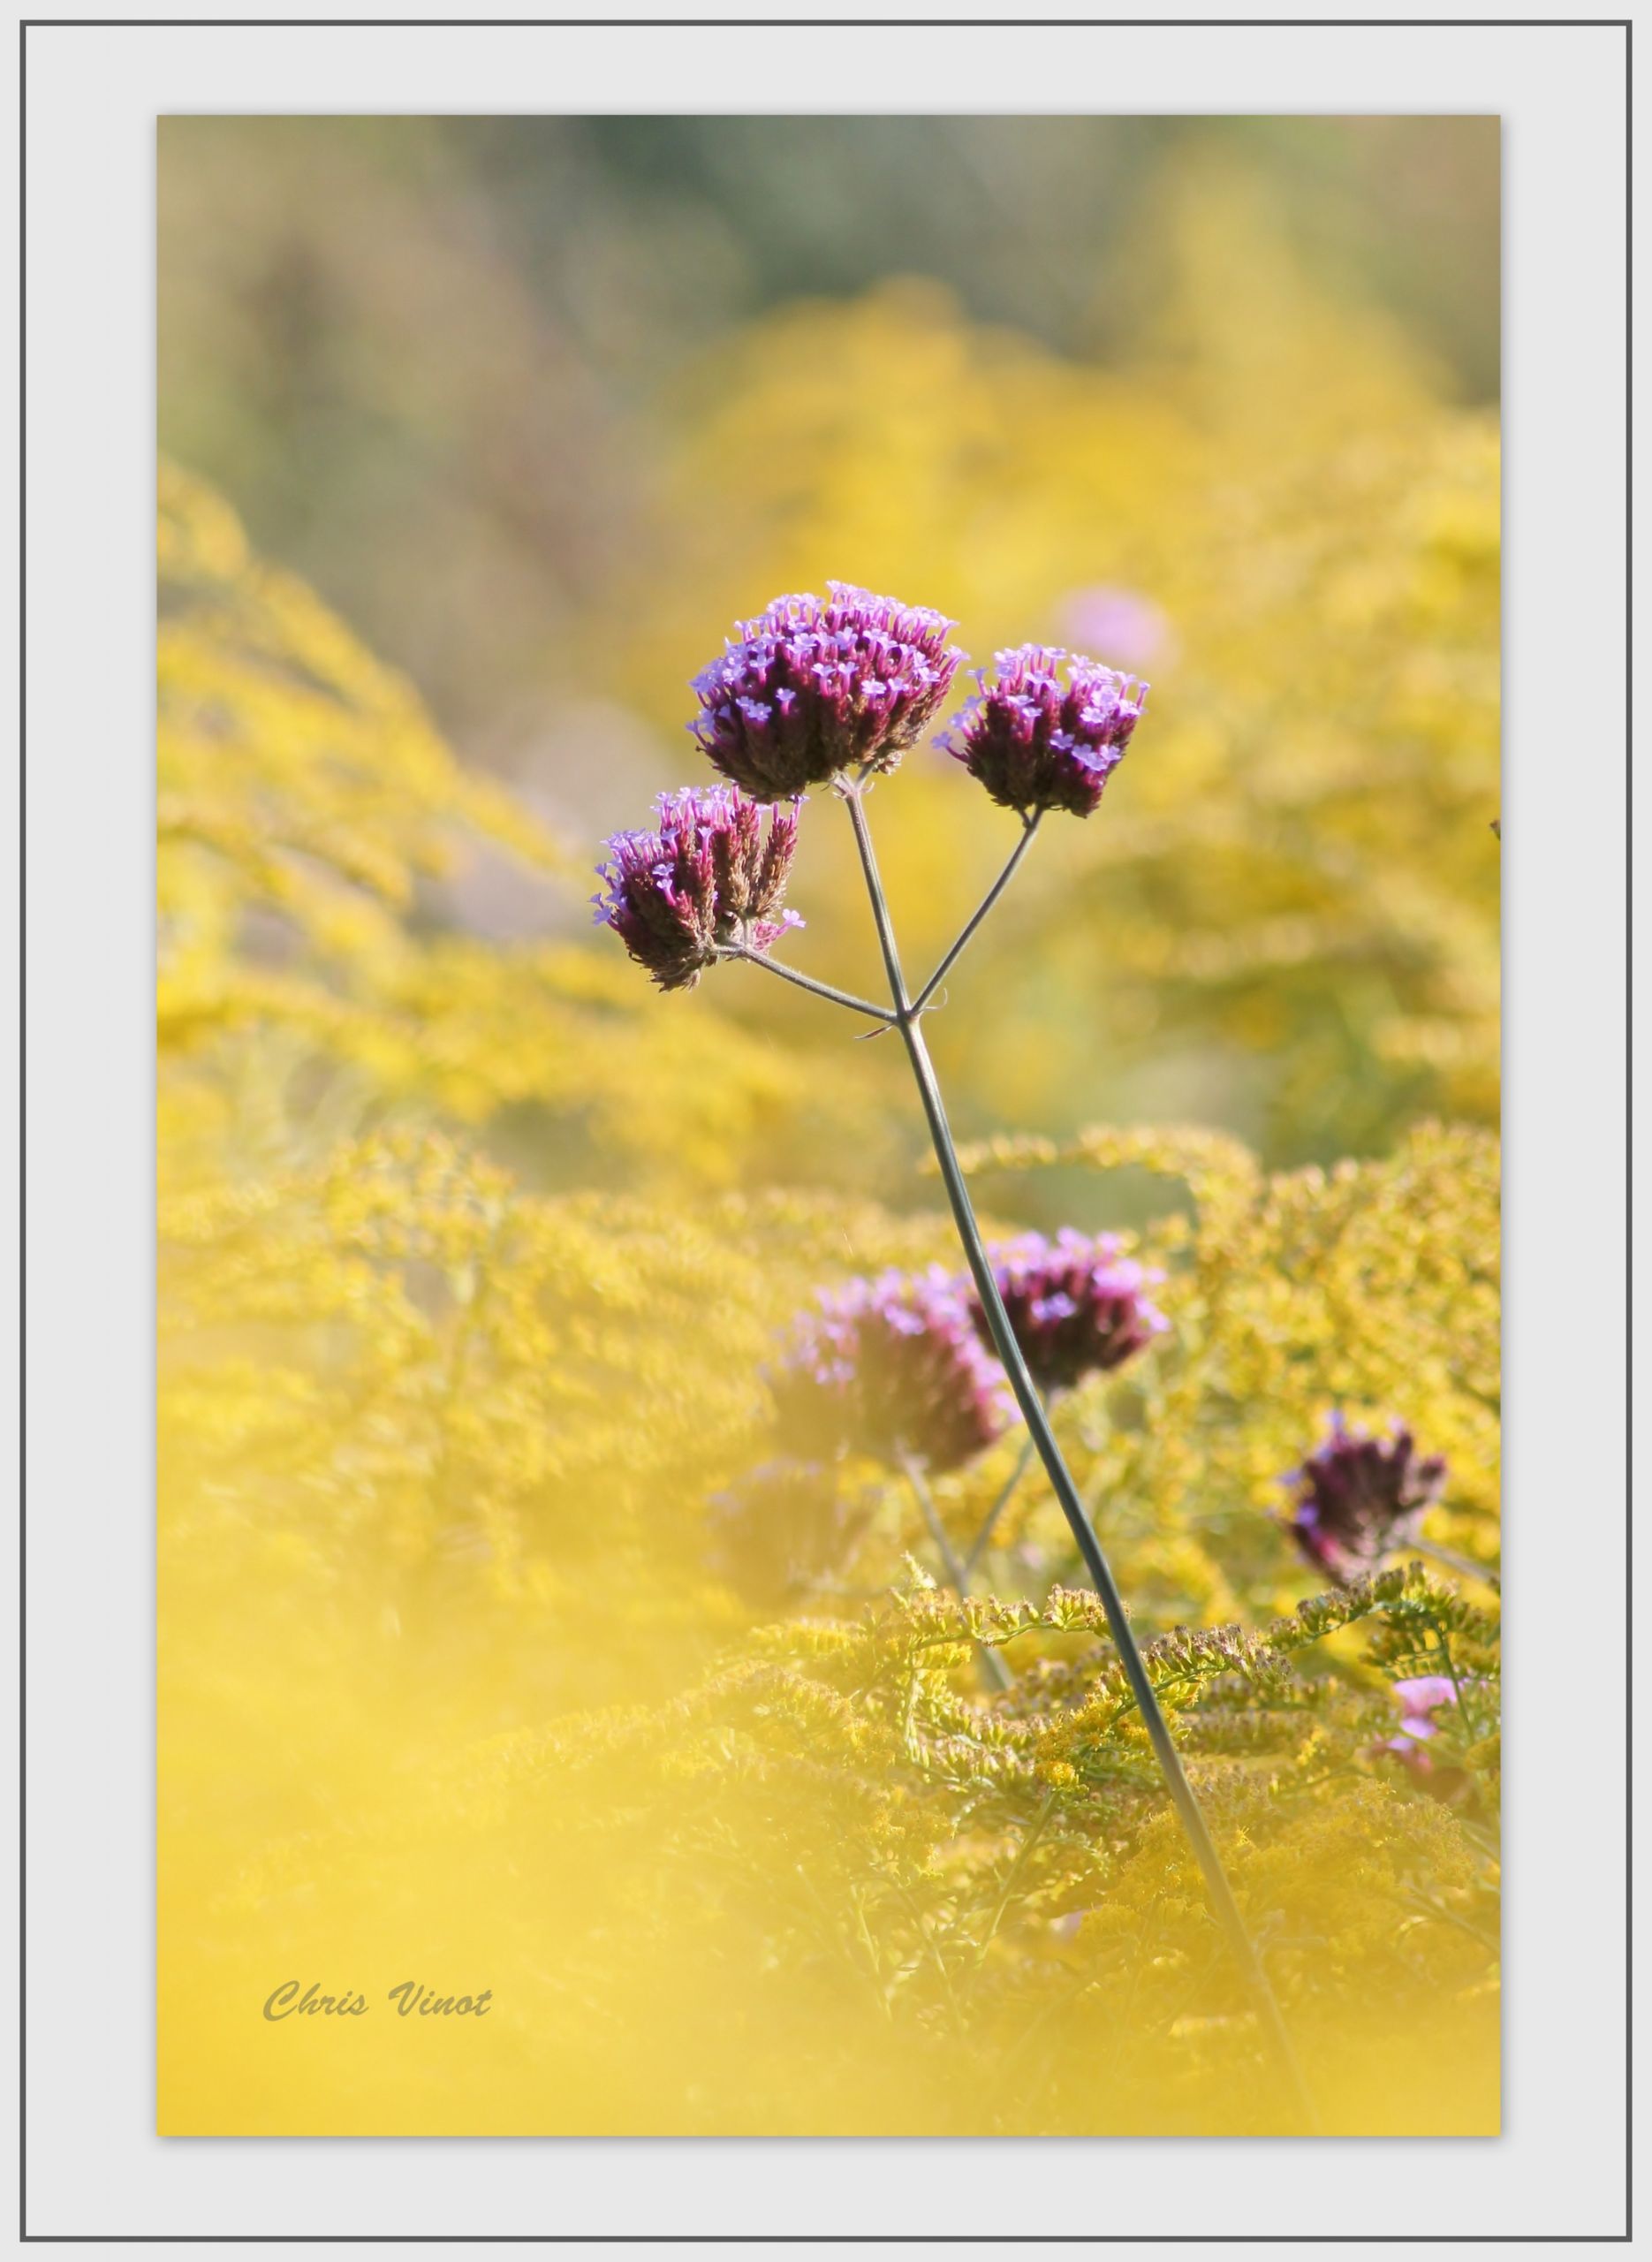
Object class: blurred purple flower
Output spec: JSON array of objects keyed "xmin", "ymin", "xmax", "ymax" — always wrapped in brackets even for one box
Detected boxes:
[
  {"xmin": 1375, "ymin": 1677, "xmax": 1460, "ymax": 1782},
  {"xmin": 1059, "ymin": 586, "xmax": 1174, "ymax": 672},
  {"xmin": 937, "ymin": 644, "xmax": 1147, "ymax": 818},
  {"xmin": 593, "ymin": 785, "xmax": 801, "ymax": 992},
  {"xmin": 770, "ymin": 1266, "xmax": 1017, "ymax": 1474},
  {"xmin": 1390, "ymin": 1676, "xmax": 1459, "ymax": 1739},
  {"xmin": 972, "ymin": 1229, "xmax": 1169, "ymax": 1397},
  {"xmin": 1284, "ymin": 1413, "xmax": 1448, "ymax": 1586},
  {"xmin": 705, "ymin": 1458, "xmax": 870, "ymax": 1610},
  {"xmin": 689, "ymin": 583, "xmax": 965, "ymax": 800}
]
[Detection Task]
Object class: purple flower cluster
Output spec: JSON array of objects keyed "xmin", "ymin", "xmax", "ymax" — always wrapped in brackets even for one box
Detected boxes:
[
  {"xmin": 594, "ymin": 587, "xmax": 1161, "ymax": 994},
  {"xmin": 937, "ymin": 644, "xmax": 1148, "ymax": 818},
  {"xmin": 1284, "ymin": 1415, "xmax": 1448, "ymax": 1586},
  {"xmin": 689, "ymin": 583, "xmax": 965, "ymax": 801},
  {"xmin": 770, "ymin": 1267, "xmax": 1017, "ymax": 1474},
  {"xmin": 973, "ymin": 1230, "xmax": 1169, "ymax": 1397},
  {"xmin": 592, "ymin": 786, "xmax": 801, "ymax": 992}
]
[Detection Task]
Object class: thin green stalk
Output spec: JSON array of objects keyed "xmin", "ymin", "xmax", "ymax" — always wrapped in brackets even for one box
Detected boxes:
[
  {"xmin": 716, "ymin": 943, "xmax": 896, "ymax": 1024},
  {"xmin": 963, "ymin": 1431, "xmax": 1039, "ymax": 1579},
  {"xmin": 839, "ymin": 780, "xmax": 1317, "ymax": 2133},
  {"xmin": 898, "ymin": 1452, "xmax": 1014, "ymax": 1694},
  {"xmin": 973, "ymin": 1788, "xmax": 1057, "ymax": 1968},
  {"xmin": 911, "ymin": 813, "xmax": 1042, "ymax": 1013}
]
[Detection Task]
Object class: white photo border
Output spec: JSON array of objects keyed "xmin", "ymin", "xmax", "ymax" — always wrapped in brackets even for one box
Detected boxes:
[{"xmin": 14, "ymin": 6, "xmax": 1632, "ymax": 2243}]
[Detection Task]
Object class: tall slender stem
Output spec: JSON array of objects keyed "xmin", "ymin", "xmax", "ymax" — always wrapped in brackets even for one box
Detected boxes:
[
  {"xmin": 912, "ymin": 813, "xmax": 1041, "ymax": 1013},
  {"xmin": 716, "ymin": 944, "xmax": 895, "ymax": 1023},
  {"xmin": 898, "ymin": 1452, "xmax": 1014, "ymax": 1694},
  {"xmin": 841, "ymin": 783, "xmax": 1316, "ymax": 2132}
]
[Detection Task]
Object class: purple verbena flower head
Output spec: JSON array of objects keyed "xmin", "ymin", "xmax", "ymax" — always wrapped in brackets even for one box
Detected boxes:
[
  {"xmin": 770, "ymin": 1266, "xmax": 1016, "ymax": 1474},
  {"xmin": 972, "ymin": 1230, "xmax": 1169, "ymax": 1397},
  {"xmin": 1284, "ymin": 1414, "xmax": 1448, "ymax": 1586},
  {"xmin": 937, "ymin": 644, "xmax": 1147, "ymax": 819},
  {"xmin": 593, "ymin": 785, "xmax": 801, "ymax": 992},
  {"xmin": 689, "ymin": 583, "xmax": 965, "ymax": 800}
]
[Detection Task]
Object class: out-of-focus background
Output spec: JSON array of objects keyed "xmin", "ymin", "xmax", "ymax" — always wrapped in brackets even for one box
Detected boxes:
[
  {"xmin": 160, "ymin": 115, "xmax": 1499, "ymax": 1192},
  {"xmin": 158, "ymin": 118, "xmax": 1502, "ymax": 2139}
]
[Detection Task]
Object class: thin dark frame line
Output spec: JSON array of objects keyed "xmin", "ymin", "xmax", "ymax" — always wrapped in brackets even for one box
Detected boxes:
[
  {"xmin": 16, "ymin": 17, "xmax": 24, "ymax": 2252},
  {"xmin": 9, "ymin": 14, "xmax": 1643, "ymax": 25},
  {"xmin": 17, "ymin": 13, "xmax": 1632, "ymax": 2245},
  {"xmin": 1623, "ymin": 11, "xmax": 1634, "ymax": 2250}
]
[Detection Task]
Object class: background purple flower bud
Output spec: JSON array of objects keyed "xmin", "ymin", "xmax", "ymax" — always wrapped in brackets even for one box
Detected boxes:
[
  {"xmin": 972, "ymin": 1229, "xmax": 1169, "ymax": 1397},
  {"xmin": 1375, "ymin": 1681, "xmax": 1463, "ymax": 1792},
  {"xmin": 937, "ymin": 643, "xmax": 1147, "ymax": 818},
  {"xmin": 1058, "ymin": 585, "xmax": 1175, "ymax": 673},
  {"xmin": 769, "ymin": 1266, "xmax": 1016, "ymax": 1474},
  {"xmin": 689, "ymin": 583, "xmax": 965, "ymax": 800},
  {"xmin": 593, "ymin": 785, "xmax": 801, "ymax": 992},
  {"xmin": 1389, "ymin": 1677, "xmax": 1459, "ymax": 1739},
  {"xmin": 1284, "ymin": 1414, "xmax": 1448, "ymax": 1585}
]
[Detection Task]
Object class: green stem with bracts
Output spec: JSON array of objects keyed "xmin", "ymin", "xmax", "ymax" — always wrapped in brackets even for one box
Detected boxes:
[{"xmin": 838, "ymin": 778, "xmax": 1318, "ymax": 2135}]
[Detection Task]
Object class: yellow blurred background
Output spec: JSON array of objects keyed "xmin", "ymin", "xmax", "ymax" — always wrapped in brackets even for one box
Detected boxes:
[{"xmin": 158, "ymin": 118, "xmax": 1500, "ymax": 2138}]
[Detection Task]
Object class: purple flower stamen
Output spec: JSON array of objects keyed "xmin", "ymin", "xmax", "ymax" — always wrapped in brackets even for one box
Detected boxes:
[
  {"xmin": 593, "ymin": 785, "xmax": 802, "ymax": 992},
  {"xmin": 937, "ymin": 643, "xmax": 1148, "ymax": 818},
  {"xmin": 1283, "ymin": 1413, "xmax": 1448, "ymax": 1587},
  {"xmin": 689, "ymin": 583, "xmax": 966, "ymax": 801}
]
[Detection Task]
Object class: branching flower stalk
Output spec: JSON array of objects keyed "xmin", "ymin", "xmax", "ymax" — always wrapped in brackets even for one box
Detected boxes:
[
  {"xmin": 910, "ymin": 812, "xmax": 1041, "ymax": 1013},
  {"xmin": 596, "ymin": 587, "xmax": 1316, "ymax": 2129},
  {"xmin": 837, "ymin": 777, "xmax": 1316, "ymax": 2130}
]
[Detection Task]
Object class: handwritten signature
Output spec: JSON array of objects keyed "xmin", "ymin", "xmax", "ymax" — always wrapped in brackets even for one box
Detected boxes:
[{"xmin": 263, "ymin": 1980, "xmax": 493, "ymax": 2022}]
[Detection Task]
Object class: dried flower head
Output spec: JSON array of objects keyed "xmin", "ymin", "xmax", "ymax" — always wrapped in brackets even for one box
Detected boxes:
[
  {"xmin": 593, "ymin": 786, "xmax": 801, "ymax": 992},
  {"xmin": 1284, "ymin": 1414, "xmax": 1448, "ymax": 1585},
  {"xmin": 689, "ymin": 583, "xmax": 965, "ymax": 800},
  {"xmin": 973, "ymin": 1229, "xmax": 1169, "ymax": 1397},
  {"xmin": 770, "ymin": 1266, "xmax": 1016, "ymax": 1474},
  {"xmin": 938, "ymin": 644, "xmax": 1147, "ymax": 818}
]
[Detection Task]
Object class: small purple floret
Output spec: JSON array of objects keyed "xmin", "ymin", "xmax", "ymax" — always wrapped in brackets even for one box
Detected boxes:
[
  {"xmin": 690, "ymin": 583, "xmax": 966, "ymax": 801},
  {"xmin": 973, "ymin": 1230, "xmax": 1169, "ymax": 1397},
  {"xmin": 770, "ymin": 1267, "xmax": 1016, "ymax": 1474},
  {"xmin": 1284, "ymin": 1414, "xmax": 1448, "ymax": 1586},
  {"xmin": 937, "ymin": 644, "xmax": 1147, "ymax": 818},
  {"xmin": 593, "ymin": 785, "xmax": 801, "ymax": 992}
]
